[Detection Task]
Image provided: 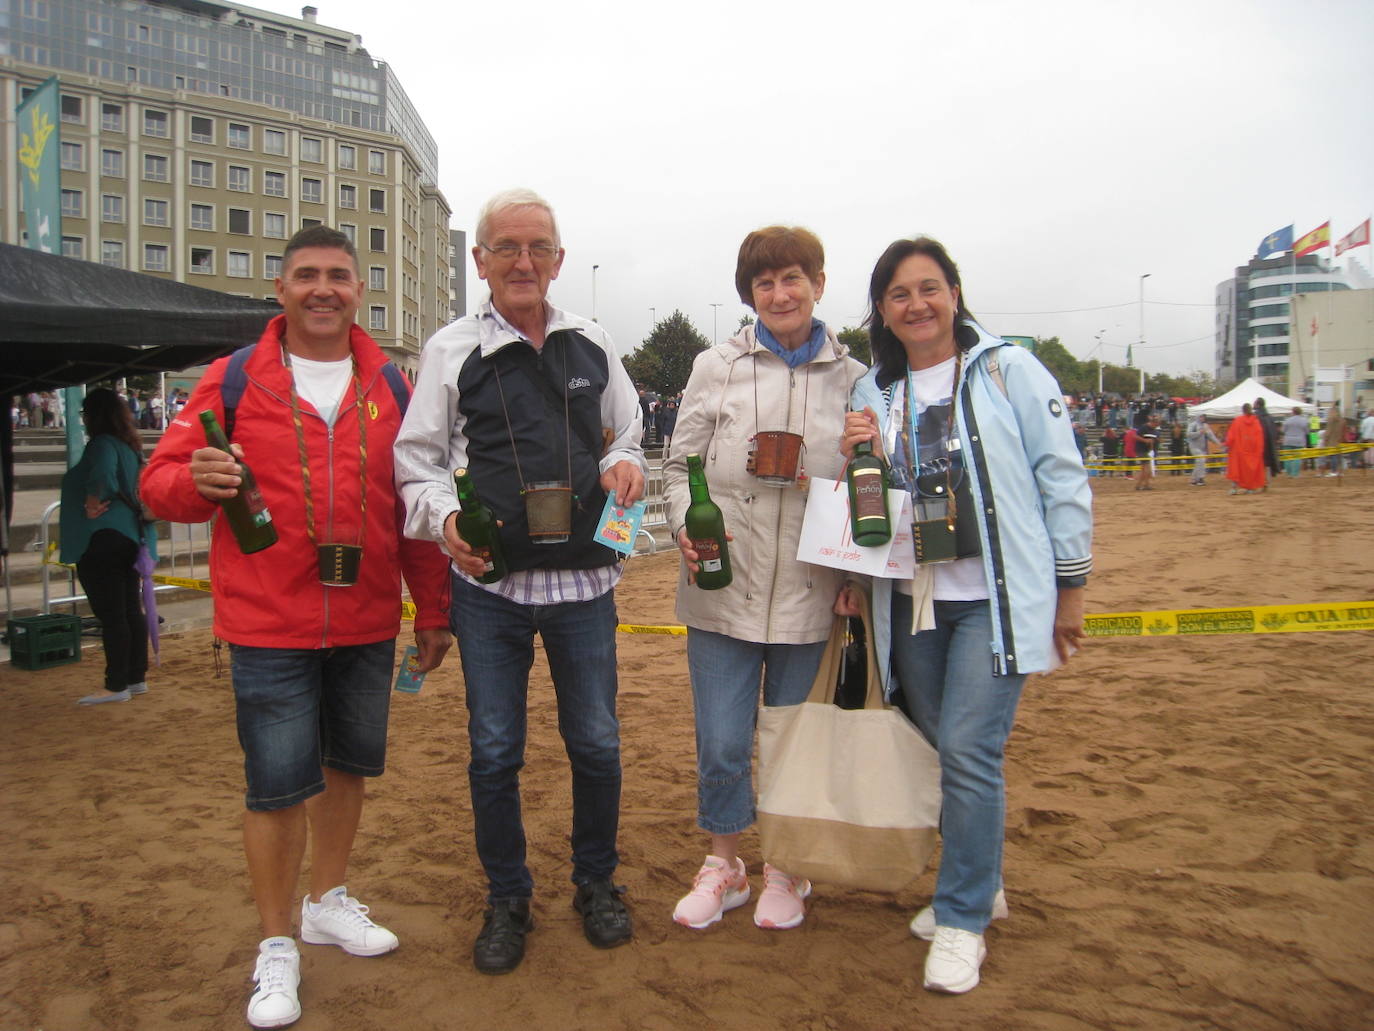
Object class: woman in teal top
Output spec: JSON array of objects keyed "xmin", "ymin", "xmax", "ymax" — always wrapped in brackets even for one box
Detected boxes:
[{"xmin": 60, "ymin": 388, "xmax": 155, "ymax": 705}]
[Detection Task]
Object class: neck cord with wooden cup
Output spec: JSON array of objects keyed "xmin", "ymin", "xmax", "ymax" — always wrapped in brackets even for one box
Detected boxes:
[{"xmin": 281, "ymin": 342, "xmax": 369, "ymax": 583}]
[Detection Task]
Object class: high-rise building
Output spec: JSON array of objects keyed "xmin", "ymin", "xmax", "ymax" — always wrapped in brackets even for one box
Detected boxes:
[
  {"xmin": 1, "ymin": 0, "xmax": 456, "ymax": 373},
  {"xmin": 1214, "ymin": 253, "xmax": 1353, "ymax": 388}
]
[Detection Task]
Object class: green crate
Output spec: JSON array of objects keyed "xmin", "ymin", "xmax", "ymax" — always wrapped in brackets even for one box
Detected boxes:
[{"xmin": 7, "ymin": 614, "xmax": 83, "ymax": 670}]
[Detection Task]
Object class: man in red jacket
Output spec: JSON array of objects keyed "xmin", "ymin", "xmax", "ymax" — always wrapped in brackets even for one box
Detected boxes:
[{"xmin": 142, "ymin": 226, "xmax": 451, "ymax": 1029}]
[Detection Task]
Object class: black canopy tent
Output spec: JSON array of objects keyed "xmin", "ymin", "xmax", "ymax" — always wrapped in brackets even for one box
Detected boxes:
[
  {"xmin": 1, "ymin": 244, "xmax": 279, "ymax": 594},
  {"xmin": 0, "ymin": 242, "xmax": 279, "ymax": 396}
]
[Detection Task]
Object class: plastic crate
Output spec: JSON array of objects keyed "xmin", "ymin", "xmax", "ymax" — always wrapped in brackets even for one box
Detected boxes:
[{"xmin": 7, "ymin": 614, "xmax": 83, "ymax": 670}]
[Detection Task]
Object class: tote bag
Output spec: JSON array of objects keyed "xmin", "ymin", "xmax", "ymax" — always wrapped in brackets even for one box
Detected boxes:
[{"xmin": 756, "ymin": 590, "xmax": 941, "ymax": 893}]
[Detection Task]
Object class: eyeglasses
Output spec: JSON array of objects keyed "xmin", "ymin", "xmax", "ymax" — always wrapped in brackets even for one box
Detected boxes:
[{"xmin": 479, "ymin": 242, "xmax": 560, "ymax": 262}]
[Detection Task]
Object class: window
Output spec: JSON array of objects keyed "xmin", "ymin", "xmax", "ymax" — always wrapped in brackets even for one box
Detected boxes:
[
  {"xmin": 369, "ymin": 266, "xmax": 386, "ymax": 291},
  {"xmin": 189, "ymin": 159, "xmax": 214, "ymax": 187},
  {"xmin": 189, "ymin": 115, "xmax": 213, "ymax": 143},
  {"xmin": 301, "ymin": 136, "xmax": 322, "ymax": 163},
  {"xmin": 369, "ymin": 188, "xmax": 386, "ymax": 214},
  {"xmin": 300, "ymin": 217, "xmax": 322, "ymax": 229},
  {"xmin": 101, "ymin": 148, "xmax": 125, "ymax": 178},
  {"xmin": 370, "ymin": 227, "xmax": 386, "ymax": 252},
  {"xmin": 338, "ymin": 223, "xmax": 357, "ymax": 244},
  {"xmin": 143, "ymin": 109, "xmax": 168, "ymax": 138},
  {"xmin": 222, "ymin": 208, "xmax": 250, "ymax": 235},
  {"xmin": 338, "ymin": 144, "xmax": 356, "ymax": 170},
  {"xmin": 190, "ymin": 203, "xmax": 214, "ymax": 231},
  {"xmin": 101, "ymin": 240, "xmax": 125, "ymax": 268},
  {"xmin": 227, "ymin": 165, "xmax": 250, "ymax": 192},
  {"xmin": 190, "ymin": 247, "xmax": 214, "ymax": 274},
  {"xmin": 61, "ymin": 141, "xmax": 84, "ymax": 170},
  {"xmin": 338, "ymin": 184, "xmax": 356, "ymax": 209},
  {"xmin": 143, "ymin": 154, "xmax": 168, "ymax": 182},
  {"xmin": 61, "ymin": 189, "xmax": 83, "ymax": 217},
  {"xmin": 60, "ymin": 94, "xmax": 83, "ymax": 124},
  {"xmin": 263, "ymin": 212, "xmax": 287, "ymax": 239},
  {"xmin": 62, "ymin": 236, "xmax": 85, "ymax": 259},
  {"xmin": 264, "ymin": 254, "xmax": 282, "ymax": 279},
  {"xmin": 368, "ymin": 150, "xmax": 385, "ymax": 175},
  {"xmin": 301, "ymin": 178, "xmax": 322, "ymax": 204},
  {"xmin": 101, "ymin": 102, "xmax": 124, "ymax": 132},
  {"xmin": 369, "ymin": 305, "xmax": 386, "ymax": 330},
  {"xmin": 263, "ymin": 170, "xmax": 286, "ymax": 197},
  {"xmin": 263, "ymin": 129, "xmax": 286, "ymax": 155},
  {"xmin": 143, "ymin": 243, "xmax": 169, "ymax": 271},
  {"xmin": 228, "ymin": 122, "xmax": 251, "ymax": 149},
  {"xmin": 144, "ymin": 198, "xmax": 169, "ymax": 226},
  {"xmin": 227, "ymin": 251, "xmax": 251, "ymax": 278},
  {"xmin": 101, "ymin": 194, "xmax": 124, "ymax": 223}
]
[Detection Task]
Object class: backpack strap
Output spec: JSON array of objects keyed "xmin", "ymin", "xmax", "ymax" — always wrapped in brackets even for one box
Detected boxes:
[
  {"xmin": 221, "ymin": 347, "xmax": 409, "ymax": 439},
  {"xmin": 219, "ymin": 345, "xmax": 256, "ymax": 439},
  {"xmin": 984, "ymin": 346, "xmax": 1009, "ymax": 400}
]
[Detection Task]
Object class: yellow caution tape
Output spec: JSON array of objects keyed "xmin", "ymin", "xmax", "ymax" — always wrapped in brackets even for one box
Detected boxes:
[
  {"xmin": 617, "ymin": 623, "xmax": 688, "ymax": 636},
  {"xmin": 1085, "ymin": 601, "xmax": 1374, "ymax": 637},
  {"xmin": 1086, "ymin": 442, "xmax": 1370, "ymax": 472},
  {"xmin": 147, "ymin": 576, "xmax": 1372, "ymax": 637}
]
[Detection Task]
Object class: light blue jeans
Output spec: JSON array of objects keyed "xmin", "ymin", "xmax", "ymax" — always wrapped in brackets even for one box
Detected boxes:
[
  {"xmin": 891, "ymin": 596, "xmax": 1026, "ymax": 935},
  {"xmin": 685, "ymin": 628, "xmax": 827, "ymax": 835}
]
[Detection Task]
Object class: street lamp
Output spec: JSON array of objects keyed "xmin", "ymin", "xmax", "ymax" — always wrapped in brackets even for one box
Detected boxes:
[
  {"xmin": 710, "ymin": 303, "xmax": 722, "ymax": 345},
  {"xmin": 1094, "ymin": 329, "xmax": 1106, "ymax": 394},
  {"xmin": 592, "ymin": 264, "xmax": 599, "ymax": 322},
  {"xmin": 649, "ymin": 307, "xmax": 656, "ymax": 328},
  {"xmin": 1137, "ymin": 273, "xmax": 1151, "ymax": 395}
]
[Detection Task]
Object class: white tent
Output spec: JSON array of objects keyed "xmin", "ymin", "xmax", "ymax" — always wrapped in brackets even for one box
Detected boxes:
[{"xmin": 1189, "ymin": 378, "xmax": 1314, "ymax": 419}]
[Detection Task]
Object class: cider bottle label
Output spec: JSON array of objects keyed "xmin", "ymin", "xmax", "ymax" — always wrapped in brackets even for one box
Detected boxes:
[
  {"xmin": 693, "ymin": 537, "xmax": 723, "ymax": 572},
  {"xmin": 850, "ymin": 468, "xmax": 887, "ymax": 525}
]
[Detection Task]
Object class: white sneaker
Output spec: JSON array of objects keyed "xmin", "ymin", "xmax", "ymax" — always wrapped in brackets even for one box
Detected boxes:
[
  {"xmin": 78, "ymin": 689, "xmax": 131, "ymax": 705},
  {"xmin": 909, "ymin": 888, "xmax": 1008, "ymax": 941},
  {"xmin": 672, "ymin": 855, "xmax": 750, "ymax": 929},
  {"xmin": 246, "ymin": 937, "xmax": 301, "ymax": 1029},
  {"xmin": 923, "ymin": 926, "xmax": 987, "ymax": 994},
  {"xmin": 300, "ymin": 886, "xmax": 398, "ymax": 956},
  {"xmin": 128, "ymin": 682, "xmax": 149, "ymax": 695}
]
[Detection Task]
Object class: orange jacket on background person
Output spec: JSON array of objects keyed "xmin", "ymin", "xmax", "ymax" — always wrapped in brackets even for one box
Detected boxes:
[
  {"xmin": 141, "ymin": 315, "xmax": 450, "ymax": 648},
  {"xmin": 1224, "ymin": 413, "xmax": 1266, "ymax": 491}
]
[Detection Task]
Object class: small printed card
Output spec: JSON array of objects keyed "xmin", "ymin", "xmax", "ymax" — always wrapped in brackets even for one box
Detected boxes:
[
  {"xmin": 594, "ymin": 495, "xmax": 646, "ymax": 556},
  {"xmin": 795, "ymin": 477, "xmax": 915, "ymax": 579},
  {"xmin": 393, "ymin": 645, "xmax": 426, "ymax": 694}
]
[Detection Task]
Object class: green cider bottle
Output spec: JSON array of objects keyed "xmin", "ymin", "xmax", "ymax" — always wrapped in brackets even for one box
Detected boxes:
[
  {"xmin": 847, "ymin": 438, "xmax": 892, "ymax": 546},
  {"xmin": 453, "ymin": 468, "xmax": 507, "ymax": 584},
  {"xmin": 199, "ymin": 410, "xmax": 278, "ymax": 555},
  {"xmin": 684, "ymin": 453, "xmax": 732, "ymax": 590}
]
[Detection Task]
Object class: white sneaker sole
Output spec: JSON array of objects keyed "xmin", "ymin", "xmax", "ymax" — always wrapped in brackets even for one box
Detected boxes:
[
  {"xmin": 672, "ymin": 884, "xmax": 751, "ymax": 929},
  {"xmin": 247, "ymin": 996, "xmax": 302, "ymax": 1029}
]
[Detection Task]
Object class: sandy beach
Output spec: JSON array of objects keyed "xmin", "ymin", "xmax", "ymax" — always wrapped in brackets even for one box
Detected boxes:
[{"xmin": 2, "ymin": 470, "xmax": 1372, "ymax": 1031}]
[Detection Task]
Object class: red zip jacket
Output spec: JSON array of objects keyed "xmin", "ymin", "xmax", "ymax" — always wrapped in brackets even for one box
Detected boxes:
[{"xmin": 141, "ymin": 316, "xmax": 449, "ymax": 648}]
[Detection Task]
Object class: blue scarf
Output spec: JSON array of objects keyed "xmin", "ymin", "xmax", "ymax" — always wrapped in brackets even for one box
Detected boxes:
[{"xmin": 755, "ymin": 318, "xmax": 828, "ymax": 368}]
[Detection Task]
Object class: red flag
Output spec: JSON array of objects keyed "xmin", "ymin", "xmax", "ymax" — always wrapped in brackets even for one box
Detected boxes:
[
  {"xmin": 1335, "ymin": 219, "xmax": 1370, "ymax": 256},
  {"xmin": 1294, "ymin": 221, "xmax": 1330, "ymax": 257}
]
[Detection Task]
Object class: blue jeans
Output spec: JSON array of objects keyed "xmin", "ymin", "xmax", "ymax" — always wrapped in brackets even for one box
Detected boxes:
[
  {"xmin": 890, "ymin": 596, "xmax": 1026, "ymax": 935},
  {"xmin": 685, "ymin": 629, "xmax": 827, "ymax": 835},
  {"xmin": 229, "ymin": 639, "xmax": 396, "ymax": 812},
  {"xmin": 450, "ymin": 574, "xmax": 622, "ymax": 901}
]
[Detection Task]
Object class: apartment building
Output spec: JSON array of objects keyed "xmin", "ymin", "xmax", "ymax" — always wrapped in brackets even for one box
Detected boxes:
[{"xmin": 1, "ymin": 0, "xmax": 455, "ymax": 373}]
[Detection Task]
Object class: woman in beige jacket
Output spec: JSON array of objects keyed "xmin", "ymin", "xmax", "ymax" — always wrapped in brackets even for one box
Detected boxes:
[{"xmin": 663, "ymin": 226, "xmax": 865, "ymax": 932}]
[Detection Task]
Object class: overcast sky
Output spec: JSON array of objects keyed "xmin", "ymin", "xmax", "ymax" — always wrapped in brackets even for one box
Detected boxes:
[{"xmin": 272, "ymin": 0, "xmax": 1372, "ymax": 377}]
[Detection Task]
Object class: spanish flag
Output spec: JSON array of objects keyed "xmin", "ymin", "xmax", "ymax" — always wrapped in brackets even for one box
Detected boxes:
[{"xmin": 1294, "ymin": 221, "xmax": 1330, "ymax": 257}]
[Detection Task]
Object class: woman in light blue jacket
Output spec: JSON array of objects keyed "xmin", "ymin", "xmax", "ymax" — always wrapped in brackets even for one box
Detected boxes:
[{"xmin": 839, "ymin": 237, "xmax": 1092, "ymax": 994}]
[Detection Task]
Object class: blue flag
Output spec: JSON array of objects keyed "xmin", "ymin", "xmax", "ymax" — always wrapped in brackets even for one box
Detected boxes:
[{"xmin": 1257, "ymin": 225, "xmax": 1293, "ymax": 259}]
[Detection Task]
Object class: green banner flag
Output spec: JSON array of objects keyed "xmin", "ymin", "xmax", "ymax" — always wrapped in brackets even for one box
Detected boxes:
[{"xmin": 17, "ymin": 76, "xmax": 60, "ymax": 253}]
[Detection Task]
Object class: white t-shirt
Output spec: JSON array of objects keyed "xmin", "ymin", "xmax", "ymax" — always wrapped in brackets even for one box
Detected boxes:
[
  {"xmin": 289, "ymin": 354, "xmax": 353, "ymax": 426},
  {"xmin": 890, "ymin": 356, "xmax": 989, "ymax": 602}
]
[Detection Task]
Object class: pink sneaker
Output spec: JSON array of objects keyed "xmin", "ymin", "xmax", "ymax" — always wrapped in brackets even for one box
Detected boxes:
[
  {"xmin": 673, "ymin": 855, "xmax": 750, "ymax": 929},
  {"xmin": 753, "ymin": 863, "xmax": 811, "ymax": 930}
]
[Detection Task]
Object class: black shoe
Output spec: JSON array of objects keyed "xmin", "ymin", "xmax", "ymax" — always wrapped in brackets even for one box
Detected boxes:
[
  {"xmin": 572, "ymin": 879, "xmax": 633, "ymax": 949},
  {"xmin": 473, "ymin": 898, "xmax": 533, "ymax": 975}
]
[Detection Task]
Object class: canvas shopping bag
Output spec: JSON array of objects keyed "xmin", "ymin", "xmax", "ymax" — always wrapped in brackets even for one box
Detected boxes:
[{"xmin": 756, "ymin": 590, "xmax": 941, "ymax": 893}]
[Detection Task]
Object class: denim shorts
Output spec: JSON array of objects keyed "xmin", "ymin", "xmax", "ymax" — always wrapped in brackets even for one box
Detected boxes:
[{"xmin": 229, "ymin": 639, "xmax": 396, "ymax": 812}]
